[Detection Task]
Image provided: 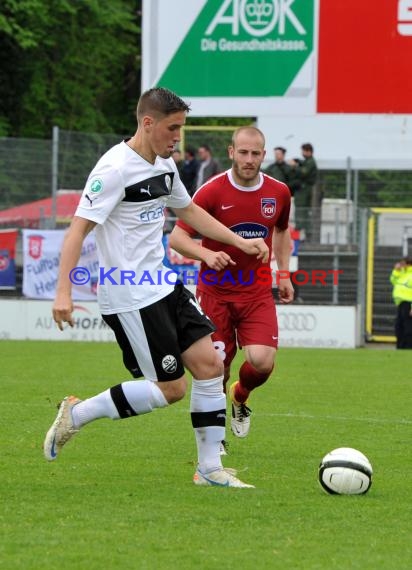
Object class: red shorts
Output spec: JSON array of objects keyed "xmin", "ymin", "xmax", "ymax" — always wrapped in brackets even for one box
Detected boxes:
[{"xmin": 197, "ymin": 290, "xmax": 278, "ymax": 367}]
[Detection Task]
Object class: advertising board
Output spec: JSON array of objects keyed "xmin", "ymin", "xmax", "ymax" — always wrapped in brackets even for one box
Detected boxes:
[{"xmin": 142, "ymin": 0, "xmax": 412, "ymax": 163}]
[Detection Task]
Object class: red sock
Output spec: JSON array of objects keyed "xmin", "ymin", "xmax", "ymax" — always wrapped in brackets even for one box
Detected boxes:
[{"xmin": 234, "ymin": 361, "xmax": 273, "ymax": 403}]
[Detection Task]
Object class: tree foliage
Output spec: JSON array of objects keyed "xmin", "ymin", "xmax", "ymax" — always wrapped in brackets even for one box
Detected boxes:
[
  {"xmin": 0, "ymin": 1, "xmax": 411, "ymax": 211},
  {"xmin": 0, "ymin": 0, "xmax": 141, "ymax": 137}
]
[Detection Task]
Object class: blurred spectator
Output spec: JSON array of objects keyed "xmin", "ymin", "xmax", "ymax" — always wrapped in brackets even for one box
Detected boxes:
[
  {"xmin": 172, "ymin": 149, "xmax": 184, "ymax": 173},
  {"xmin": 264, "ymin": 146, "xmax": 292, "ymax": 187},
  {"xmin": 196, "ymin": 144, "xmax": 222, "ymax": 188},
  {"xmin": 180, "ymin": 146, "xmax": 199, "ymax": 196},
  {"xmin": 390, "ymin": 257, "xmax": 412, "ymax": 349},
  {"xmin": 289, "ymin": 143, "xmax": 318, "ymax": 239}
]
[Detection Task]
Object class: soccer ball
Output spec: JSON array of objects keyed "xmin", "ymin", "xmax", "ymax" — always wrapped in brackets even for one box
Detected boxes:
[{"xmin": 318, "ymin": 447, "xmax": 373, "ymax": 495}]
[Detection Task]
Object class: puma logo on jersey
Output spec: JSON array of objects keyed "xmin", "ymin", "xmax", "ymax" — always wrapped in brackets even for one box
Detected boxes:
[
  {"xmin": 140, "ymin": 186, "xmax": 151, "ymax": 196},
  {"xmin": 85, "ymin": 194, "xmax": 93, "ymax": 206}
]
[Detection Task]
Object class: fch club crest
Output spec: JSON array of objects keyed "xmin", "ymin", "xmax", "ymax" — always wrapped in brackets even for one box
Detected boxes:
[{"xmin": 261, "ymin": 198, "xmax": 276, "ymax": 218}]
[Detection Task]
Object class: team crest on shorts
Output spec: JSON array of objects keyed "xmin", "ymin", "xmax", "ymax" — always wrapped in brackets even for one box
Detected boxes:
[
  {"xmin": 261, "ymin": 198, "xmax": 276, "ymax": 218},
  {"xmin": 162, "ymin": 354, "xmax": 177, "ymax": 373}
]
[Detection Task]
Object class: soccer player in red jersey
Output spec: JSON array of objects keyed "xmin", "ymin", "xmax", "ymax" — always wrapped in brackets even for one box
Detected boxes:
[{"xmin": 170, "ymin": 126, "xmax": 294, "ymax": 442}]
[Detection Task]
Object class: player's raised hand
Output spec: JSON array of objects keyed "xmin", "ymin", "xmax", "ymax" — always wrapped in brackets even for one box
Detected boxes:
[
  {"xmin": 239, "ymin": 237, "xmax": 269, "ymax": 263},
  {"xmin": 52, "ymin": 294, "xmax": 74, "ymax": 331},
  {"xmin": 203, "ymin": 250, "xmax": 236, "ymax": 270}
]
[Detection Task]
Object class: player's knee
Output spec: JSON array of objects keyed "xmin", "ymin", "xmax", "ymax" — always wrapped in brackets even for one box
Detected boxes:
[
  {"xmin": 206, "ymin": 353, "xmax": 224, "ymax": 379},
  {"xmin": 191, "ymin": 350, "xmax": 224, "ymax": 381},
  {"xmin": 159, "ymin": 377, "xmax": 188, "ymax": 404},
  {"xmin": 247, "ymin": 357, "xmax": 275, "ymax": 377},
  {"xmin": 256, "ymin": 362, "xmax": 275, "ymax": 376}
]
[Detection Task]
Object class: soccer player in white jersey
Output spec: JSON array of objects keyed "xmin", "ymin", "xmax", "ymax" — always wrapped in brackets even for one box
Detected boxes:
[{"xmin": 43, "ymin": 87, "xmax": 269, "ymax": 488}]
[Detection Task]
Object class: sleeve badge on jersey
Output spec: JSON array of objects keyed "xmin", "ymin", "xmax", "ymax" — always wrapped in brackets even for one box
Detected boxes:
[
  {"xmin": 261, "ymin": 198, "xmax": 276, "ymax": 218},
  {"xmin": 90, "ymin": 178, "xmax": 103, "ymax": 194},
  {"xmin": 84, "ymin": 178, "xmax": 104, "ymax": 206}
]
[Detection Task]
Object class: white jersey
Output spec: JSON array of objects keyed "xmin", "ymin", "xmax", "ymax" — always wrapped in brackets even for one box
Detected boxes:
[{"xmin": 75, "ymin": 140, "xmax": 191, "ymax": 314}]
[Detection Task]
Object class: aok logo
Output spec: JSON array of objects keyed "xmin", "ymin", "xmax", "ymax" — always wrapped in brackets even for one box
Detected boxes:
[
  {"xmin": 206, "ymin": 0, "xmax": 306, "ymax": 38},
  {"xmin": 398, "ymin": 0, "xmax": 412, "ymax": 35}
]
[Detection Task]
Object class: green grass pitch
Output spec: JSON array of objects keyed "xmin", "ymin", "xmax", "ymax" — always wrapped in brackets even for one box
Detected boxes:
[{"xmin": 1, "ymin": 340, "xmax": 412, "ymax": 569}]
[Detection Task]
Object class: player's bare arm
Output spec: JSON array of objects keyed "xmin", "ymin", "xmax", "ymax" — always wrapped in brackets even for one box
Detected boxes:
[
  {"xmin": 172, "ymin": 201, "xmax": 269, "ymax": 263},
  {"xmin": 272, "ymin": 226, "xmax": 294, "ymax": 304},
  {"xmin": 53, "ymin": 216, "xmax": 97, "ymax": 330},
  {"xmin": 169, "ymin": 225, "xmax": 235, "ymax": 270}
]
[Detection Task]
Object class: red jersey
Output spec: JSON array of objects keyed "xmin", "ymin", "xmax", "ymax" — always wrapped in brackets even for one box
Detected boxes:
[{"xmin": 176, "ymin": 170, "xmax": 291, "ymax": 301}]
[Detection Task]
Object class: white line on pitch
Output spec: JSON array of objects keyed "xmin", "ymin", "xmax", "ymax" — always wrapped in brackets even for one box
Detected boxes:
[
  {"xmin": 175, "ymin": 408, "xmax": 412, "ymax": 426},
  {"xmin": 258, "ymin": 412, "xmax": 412, "ymax": 425}
]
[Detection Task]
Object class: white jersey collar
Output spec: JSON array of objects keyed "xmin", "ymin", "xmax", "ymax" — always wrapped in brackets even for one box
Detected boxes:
[{"xmin": 227, "ymin": 169, "xmax": 263, "ymax": 192}]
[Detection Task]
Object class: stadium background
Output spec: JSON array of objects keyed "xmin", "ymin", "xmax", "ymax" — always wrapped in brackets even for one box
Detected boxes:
[
  {"xmin": 2, "ymin": 3, "xmax": 412, "ymax": 569},
  {"xmin": 1, "ymin": 0, "xmax": 412, "ymax": 344}
]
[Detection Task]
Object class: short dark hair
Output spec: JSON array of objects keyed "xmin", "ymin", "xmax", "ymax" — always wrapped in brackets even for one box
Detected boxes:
[
  {"xmin": 185, "ymin": 146, "xmax": 196, "ymax": 157},
  {"xmin": 274, "ymin": 146, "xmax": 286, "ymax": 154},
  {"xmin": 137, "ymin": 87, "xmax": 190, "ymax": 121},
  {"xmin": 301, "ymin": 143, "xmax": 314, "ymax": 153}
]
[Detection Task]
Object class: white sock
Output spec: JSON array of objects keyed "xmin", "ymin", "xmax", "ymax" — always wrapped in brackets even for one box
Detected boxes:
[
  {"xmin": 121, "ymin": 380, "xmax": 168, "ymax": 413},
  {"xmin": 72, "ymin": 380, "xmax": 168, "ymax": 428},
  {"xmin": 191, "ymin": 376, "xmax": 226, "ymax": 474},
  {"xmin": 72, "ymin": 389, "xmax": 117, "ymax": 428}
]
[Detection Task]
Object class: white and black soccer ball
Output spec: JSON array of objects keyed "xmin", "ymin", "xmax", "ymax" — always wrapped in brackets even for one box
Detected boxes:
[{"xmin": 318, "ymin": 447, "xmax": 373, "ymax": 495}]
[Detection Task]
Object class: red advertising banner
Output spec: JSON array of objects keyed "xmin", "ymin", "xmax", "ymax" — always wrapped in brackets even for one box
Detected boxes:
[
  {"xmin": 317, "ymin": 0, "xmax": 412, "ymax": 113},
  {"xmin": 0, "ymin": 229, "xmax": 18, "ymax": 290}
]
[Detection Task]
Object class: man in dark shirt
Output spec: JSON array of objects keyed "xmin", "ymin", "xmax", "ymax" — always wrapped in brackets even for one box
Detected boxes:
[
  {"xmin": 180, "ymin": 146, "xmax": 199, "ymax": 196},
  {"xmin": 289, "ymin": 143, "xmax": 318, "ymax": 239},
  {"xmin": 264, "ymin": 146, "xmax": 292, "ymax": 187}
]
